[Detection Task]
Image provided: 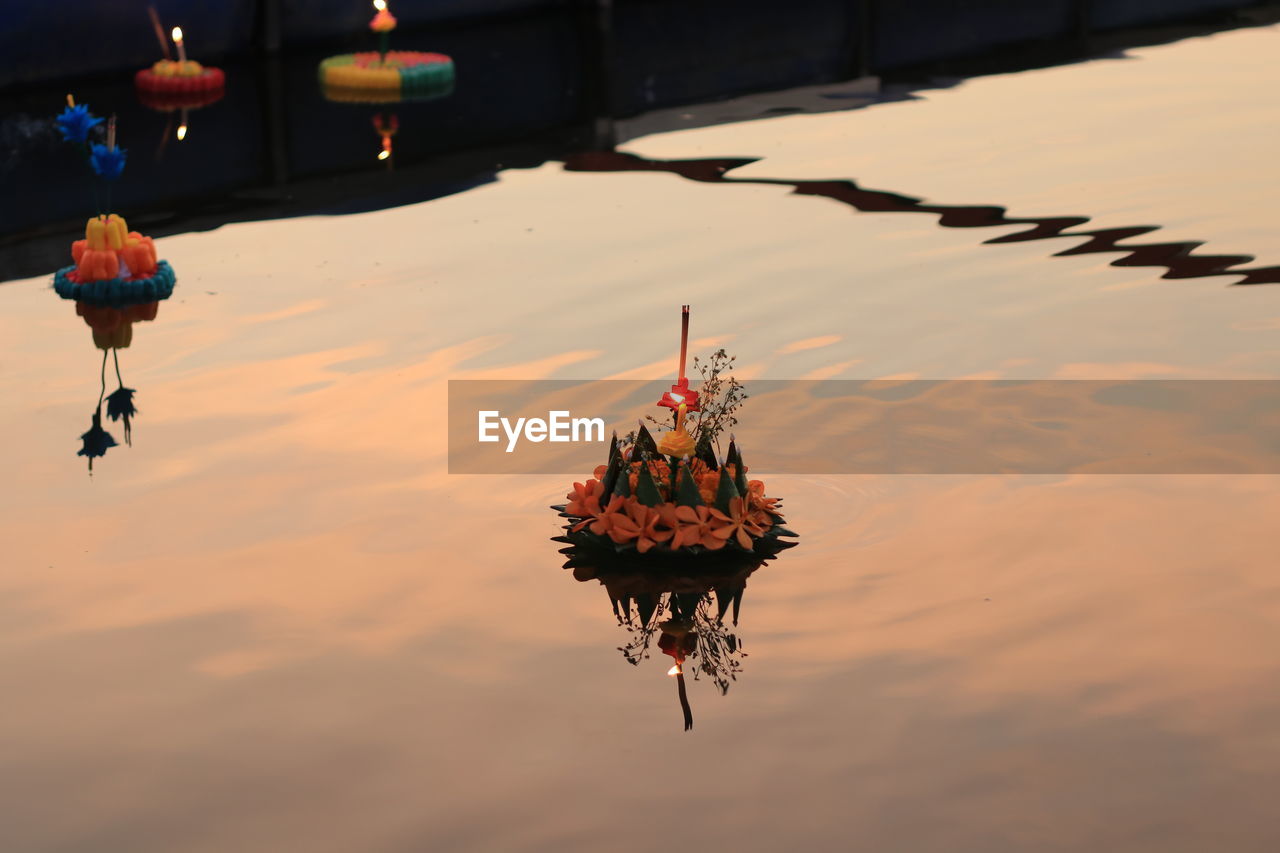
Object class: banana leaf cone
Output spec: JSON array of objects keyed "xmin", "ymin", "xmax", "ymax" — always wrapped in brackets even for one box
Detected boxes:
[
  {"xmin": 634, "ymin": 463, "xmax": 663, "ymax": 507},
  {"xmin": 713, "ymin": 463, "xmax": 740, "ymax": 514},
  {"xmin": 610, "ymin": 462, "xmax": 632, "ymax": 500},
  {"xmin": 695, "ymin": 437, "xmax": 718, "ymax": 470},
  {"xmin": 724, "ymin": 437, "xmax": 740, "ymax": 471},
  {"xmin": 676, "ymin": 460, "xmax": 704, "ymax": 508},
  {"xmin": 732, "ymin": 446, "xmax": 750, "ymax": 496},
  {"xmin": 598, "ymin": 451, "xmax": 624, "ymax": 501},
  {"xmin": 634, "ymin": 422, "xmax": 659, "ymax": 457}
]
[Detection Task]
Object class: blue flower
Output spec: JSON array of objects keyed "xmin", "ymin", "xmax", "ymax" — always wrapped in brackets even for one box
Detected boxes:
[
  {"xmin": 55, "ymin": 104, "xmax": 103, "ymax": 143},
  {"xmin": 89, "ymin": 144, "xmax": 127, "ymax": 180}
]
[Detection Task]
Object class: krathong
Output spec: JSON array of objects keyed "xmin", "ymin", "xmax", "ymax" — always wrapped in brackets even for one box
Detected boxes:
[
  {"xmin": 318, "ymin": 1, "xmax": 454, "ymax": 102},
  {"xmin": 552, "ymin": 306, "xmax": 796, "ymax": 558},
  {"xmin": 134, "ymin": 14, "xmax": 226, "ymax": 97},
  {"xmin": 51, "ymin": 98, "xmax": 176, "ymax": 308},
  {"xmin": 135, "ymin": 15, "xmax": 226, "ymax": 150}
]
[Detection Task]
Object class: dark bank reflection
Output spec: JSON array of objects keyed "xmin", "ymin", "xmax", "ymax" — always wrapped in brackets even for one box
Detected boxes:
[
  {"xmin": 557, "ymin": 542, "xmax": 794, "ymax": 731},
  {"xmin": 564, "ymin": 151, "xmax": 1280, "ymax": 286},
  {"xmin": 72, "ymin": 301, "xmax": 156, "ymax": 473}
]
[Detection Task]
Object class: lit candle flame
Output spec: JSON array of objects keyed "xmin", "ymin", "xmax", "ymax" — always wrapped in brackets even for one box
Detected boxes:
[
  {"xmin": 668, "ymin": 392, "xmax": 684, "ymax": 403},
  {"xmin": 171, "ymin": 27, "xmax": 188, "ymax": 64},
  {"xmin": 377, "ymin": 149, "xmax": 389, "ymax": 160},
  {"xmin": 373, "ymin": 0, "xmax": 387, "ymax": 9},
  {"xmin": 176, "ymin": 124, "xmax": 188, "ymax": 141},
  {"xmin": 667, "ymin": 665, "xmax": 681, "ymax": 676}
]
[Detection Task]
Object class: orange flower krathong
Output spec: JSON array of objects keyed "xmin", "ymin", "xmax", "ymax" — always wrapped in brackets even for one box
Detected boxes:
[{"xmin": 553, "ymin": 430, "xmax": 793, "ymax": 557}]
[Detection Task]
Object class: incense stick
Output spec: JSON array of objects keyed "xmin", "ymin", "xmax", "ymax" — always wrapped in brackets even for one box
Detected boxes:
[{"xmin": 148, "ymin": 6, "xmax": 172, "ymax": 60}]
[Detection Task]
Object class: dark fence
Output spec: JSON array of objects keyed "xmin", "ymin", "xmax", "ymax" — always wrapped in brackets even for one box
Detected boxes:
[
  {"xmin": 3, "ymin": 0, "xmax": 1277, "ymax": 282},
  {"xmin": 1, "ymin": 0, "xmax": 1272, "ymax": 89}
]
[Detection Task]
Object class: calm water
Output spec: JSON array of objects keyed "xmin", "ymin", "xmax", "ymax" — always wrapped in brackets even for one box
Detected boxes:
[{"xmin": 2, "ymin": 23, "xmax": 1280, "ymax": 853}]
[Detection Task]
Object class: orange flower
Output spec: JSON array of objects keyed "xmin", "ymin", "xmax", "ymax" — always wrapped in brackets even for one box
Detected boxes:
[
  {"xmin": 747, "ymin": 479, "xmax": 784, "ymax": 519},
  {"xmin": 565, "ymin": 479, "xmax": 602, "ymax": 519},
  {"xmin": 631, "ymin": 502, "xmax": 675, "ymax": 554},
  {"xmin": 709, "ymin": 497, "xmax": 766, "ymax": 550},
  {"xmin": 593, "ymin": 464, "xmax": 608, "ymax": 480},
  {"xmin": 697, "ymin": 471, "xmax": 719, "ymax": 506},
  {"xmin": 598, "ymin": 499, "xmax": 668, "ymax": 550},
  {"xmin": 645, "ymin": 459, "xmax": 671, "ymax": 482},
  {"xmin": 587, "ymin": 495, "xmax": 627, "ymax": 537},
  {"xmin": 659, "ymin": 504, "xmax": 724, "ymax": 550}
]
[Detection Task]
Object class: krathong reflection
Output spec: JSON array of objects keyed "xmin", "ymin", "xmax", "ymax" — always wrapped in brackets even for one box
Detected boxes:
[
  {"xmin": 73, "ymin": 301, "xmax": 159, "ymax": 472},
  {"xmin": 565, "ymin": 151, "xmax": 1280, "ymax": 287},
  {"xmin": 555, "ymin": 541, "xmax": 792, "ymax": 731},
  {"xmin": 372, "ymin": 112, "xmax": 398, "ymax": 165}
]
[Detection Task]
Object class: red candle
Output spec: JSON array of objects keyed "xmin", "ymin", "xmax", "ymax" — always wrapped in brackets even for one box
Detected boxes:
[{"xmin": 678, "ymin": 304, "xmax": 689, "ymax": 381}]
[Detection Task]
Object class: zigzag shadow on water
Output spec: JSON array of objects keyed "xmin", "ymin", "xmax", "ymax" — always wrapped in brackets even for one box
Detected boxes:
[
  {"xmin": 72, "ymin": 301, "xmax": 158, "ymax": 474},
  {"xmin": 554, "ymin": 537, "xmax": 796, "ymax": 731},
  {"xmin": 564, "ymin": 151, "xmax": 1280, "ymax": 287}
]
